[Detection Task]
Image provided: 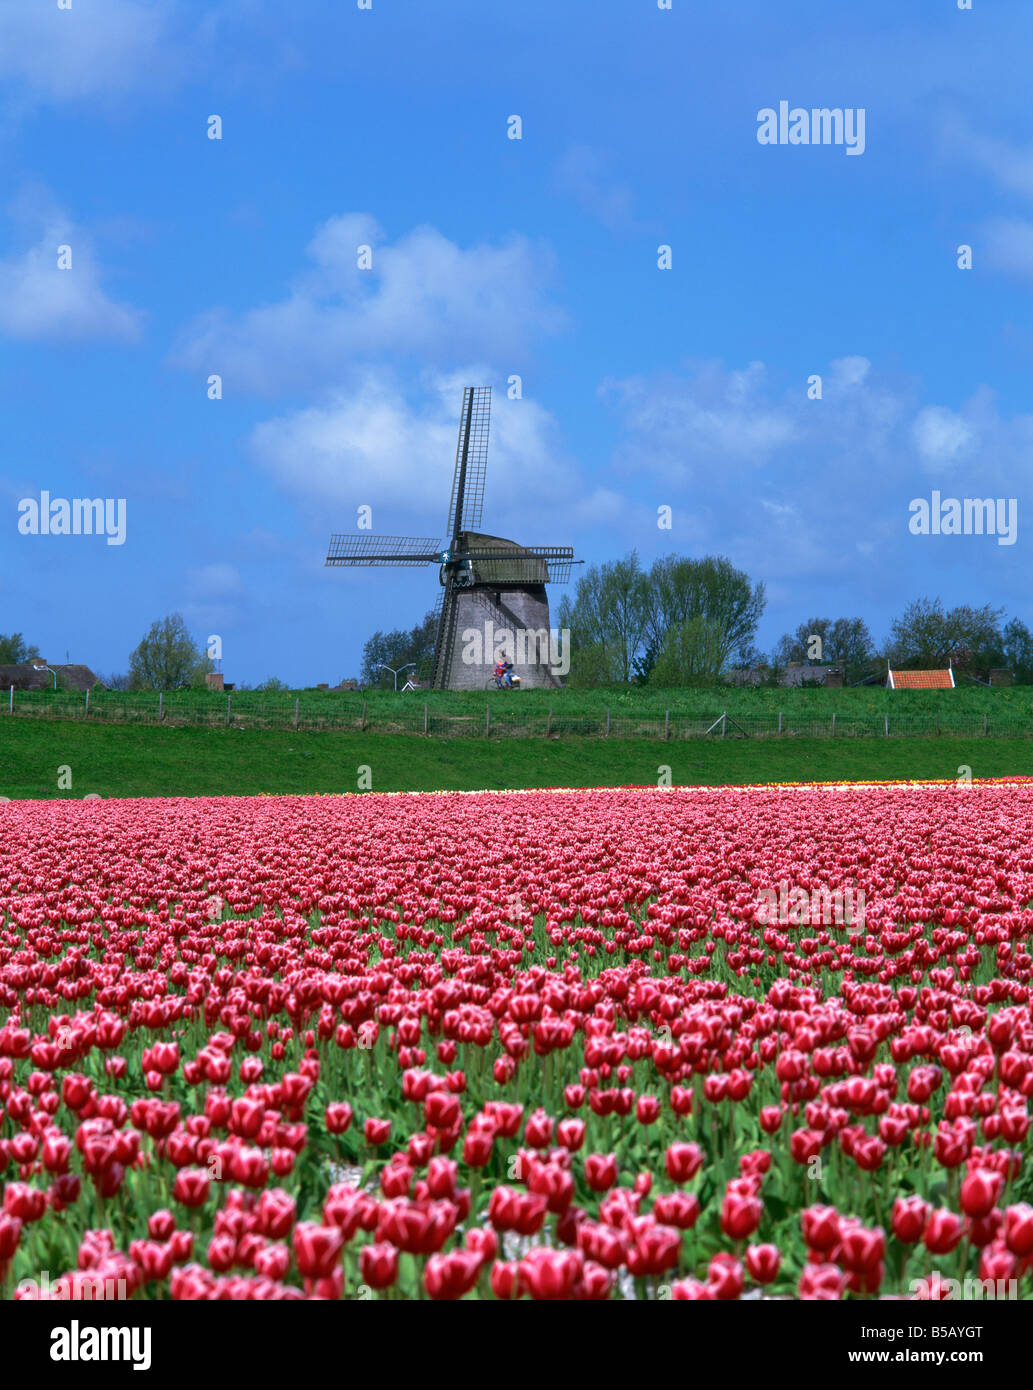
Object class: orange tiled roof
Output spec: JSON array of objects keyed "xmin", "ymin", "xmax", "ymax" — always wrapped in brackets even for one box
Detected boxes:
[{"xmin": 888, "ymin": 669, "xmax": 954, "ymax": 690}]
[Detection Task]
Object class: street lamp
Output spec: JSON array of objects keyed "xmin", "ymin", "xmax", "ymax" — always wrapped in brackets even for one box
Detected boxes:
[{"xmin": 379, "ymin": 663, "xmax": 416, "ymax": 692}]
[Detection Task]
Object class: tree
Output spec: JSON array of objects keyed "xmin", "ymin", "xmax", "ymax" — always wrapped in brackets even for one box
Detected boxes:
[
  {"xmin": 559, "ymin": 551, "xmax": 765, "ymax": 687},
  {"xmin": 885, "ymin": 599, "xmax": 1004, "ymax": 679},
  {"xmin": 597, "ymin": 554, "xmax": 651, "ymax": 682},
  {"xmin": 772, "ymin": 616, "xmax": 876, "ymax": 684},
  {"xmin": 101, "ymin": 672, "xmax": 131, "ymax": 691},
  {"xmin": 1003, "ymin": 618, "xmax": 1033, "ymax": 685},
  {"xmin": 129, "ymin": 614, "xmax": 211, "ymax": 690},
  {"xmin": 652, "ymin": 616, "xmax": 727, "ymax": 687},
  {"xmin": 0, "ymin": 633, "xmax": 40, "ymax": 664},
  {"xmin": 631, "ymin": 638, "xmax": 661, "ymax": 686},
  {"xmin": 645, "ymin": 555, "xmax": 765, "ymax": 673},
  {"xmin": 255, "ymin": 677, "xmax": 289, "ymax": 692},
  {"xmin": 360, "ymin": 610, "xmax": 438, "ymax": 686},
  {"xmin": 557, "ymin": 553, "xmax": 650, "ymax": 685}
]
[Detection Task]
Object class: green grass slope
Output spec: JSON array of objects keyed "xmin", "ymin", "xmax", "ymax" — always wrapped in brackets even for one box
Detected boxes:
[{"xmin": 2, "ymin": 718, "xmax": 1031, "ymax": 799}]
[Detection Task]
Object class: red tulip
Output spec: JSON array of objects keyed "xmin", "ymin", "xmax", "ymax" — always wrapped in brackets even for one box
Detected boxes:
[
  {"xmin": 1004, "ymin": 1204, "xmax": 1033, "ymax": 1258},
  {"xmin": 891, "ymin": 1195, "xmax": 931, "ymax": 1244},
  {"xmin": 490, "ymin": 1260, "xmax": 523, "ymax": 1300},
  {"xmin": 360, "ymin": 1242, "xmax": 399, "ymax": 1290},
  {"xmin": 837, "ymin": 1220, "xmax": 885, "ymax": 1274},
  {"xmin": 0, "ymin": 1213, "xmax": 22, "ymax": 1262},
  {"xmin": 923, "ymin": 1209, "xmax": 965, "ymax": 1255},
  {"xmin": 801, "ymin": 1205, "xmax": 841, "ymax": 1253},
  {"xmin": 363, "ymin": 1117, "xmax": 391, "ymax": 1146},
  {"xmin": 798, "ymin": 1262, "xmax": 844, "ymax": 1300},
  {"xmin": 424, "ymin": 1248, "xmax": 482, "ymax": 1300},
  {"xmin": 147, "ymin": 1209, "xmax": 176, "ymax": 1242},
  {"xmin": 721, "ymin": 1192, "xmax": 762, "ymax": 1240},
  {"xmin": 292, "ymin": 1222, "xmax": 344, "ymax": 1279},
  {"xmin": 664, "ymin": 1142, "xmax": 703, "ymax": 1184},
  {"xmin": 652, "ymin": 1192, "xmax": 700, "ymax": 1230},
  {"xmin": 745, "ymin": 1243, "xmax": 781, "ymax": 1284},
  {"xmin": 487, "ymin": 1186, "xmax": 547, "ymax": 1237},
  {"xmin": 626, "ymin": 1222, "xmax": 681, "ymax": 1276},
  {"xmin": 519, "ymin": 1247, "xmax": 582, "ymax": 1300},
  {"xmin": 707, "ymin": 1253, "xmax": 745, "ymax": 1300},
  {"xmin": 325, "ymin": 1103, "xmax": 353, "ymax": 1135},
  {"xmin": 584, "ymin": 1153, "xmax": 619, "ymax": 1193},
  {"xmin": 960, "ymin": 1167, "xmax": 1004, "ymax": 1220},
  {"xmin": 173, "ymin": 1169, "xmax": 210, "ymax": 1209}
]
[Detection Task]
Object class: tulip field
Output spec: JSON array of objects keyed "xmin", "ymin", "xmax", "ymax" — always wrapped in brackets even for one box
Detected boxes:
[{"xmin": 1, "ymin": 781, "xmax": 1032, "ymax": 1301}]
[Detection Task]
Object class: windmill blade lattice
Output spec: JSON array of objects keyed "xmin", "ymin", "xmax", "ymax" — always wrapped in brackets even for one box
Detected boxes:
[
  {"xmin": 445, "ymin": 386, "xmax": 490, "ymax": 541},
  {"xmin": 325, "ymin": 535, "xmax": 441, "ymax": 567}
]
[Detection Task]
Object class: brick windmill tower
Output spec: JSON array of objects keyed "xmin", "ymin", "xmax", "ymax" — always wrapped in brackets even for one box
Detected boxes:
[{"xmin": 325, "ymin": 387, "xmax": 579, "ymax": 689}]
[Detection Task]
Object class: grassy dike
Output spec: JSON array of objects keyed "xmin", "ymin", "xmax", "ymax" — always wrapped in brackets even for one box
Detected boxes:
[{"xmin": 2, "ymin": 718, "xmax": 1032, "ymax": 798}]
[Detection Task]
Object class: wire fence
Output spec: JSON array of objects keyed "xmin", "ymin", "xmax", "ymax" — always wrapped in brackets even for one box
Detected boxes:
[{"xmin": 3, "ymin": 689, "xmax": 1031, "ymax": 740}]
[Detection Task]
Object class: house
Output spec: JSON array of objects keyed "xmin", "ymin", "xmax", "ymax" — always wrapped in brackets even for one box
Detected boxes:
[
  {"xmin": 886, "ymin": 668, "xmax": 955, "ymax": 689},
  {"xmin": 0, "ymin": 664, "xmax": 46, "ymax": 691},
  {"xmin": 52, "ymin": 664, "xmax": 103, "ymax": 691},
  {"xmin": 781, "ymin": 662, "xmax": 844, "ymax": 688},
  {"xmin": 729, "ymin": 662, "xmax": 844, "ymax": 688},
  {"xmin": 0, "ymin": 659, "xmax": 104, "ymax": 692}
]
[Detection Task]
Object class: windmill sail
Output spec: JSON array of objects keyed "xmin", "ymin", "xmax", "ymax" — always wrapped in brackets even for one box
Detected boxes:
[
  {"xmin": 326, "ymin": 535, "xmax": 441, "ymax": 567},
  {"xmin": 445, "ymin": 386, "xmax": 490, "ymax": 542},
  {"xmin": 431, "ymin": 588, "xmax": 460, "ymax": 691}
]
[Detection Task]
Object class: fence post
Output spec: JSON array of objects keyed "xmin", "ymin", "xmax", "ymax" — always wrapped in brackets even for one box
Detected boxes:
[
  {"xmin": 424, "ymin": 703, "xmax": 428, "ymax": 735},
  {"xmin": 360, "ymin": 700, "xmax": 366, "ymax": 731},
  {"xmin": 721, "ymin": 712, "xmax": 726, "ymax": 738},
  {"xmin": 546, "ymin": 707, "xmax": 552, "ymax": 737},
  {"xmin": 665, "ymin": 710, "xmax": 670, "ymax": 741},
  {"xmin": 158, "ymin": 692, "xmax": 163, "ymax": 721},
  {"xmin": 984, "ymin": 712, "xmax": 988, "ymax": 736},
  {"xmin": 884, "ymin": 713, "xmax": 889, "ymax": 736},
  {"xmin": 832, "ymin": 712, "xmax": 836, "ymax": 737},
  {"xmin": 606, "ymin": 707, "xmax": 610, "ymax": 737},
  {"xmin": 8, "ymin": 685, "xmax": 12, "ymax": 713},
  {"xmin": 294, "ymin": 698, "xmax": 299, "ymax": 729},
  {"xmin": 226, "ymin": 694, "xmax": 232, "ymax": 725},
  {"xmin": 778, "ymin": 710, "xmax": 782, "ymax": 735},
  {"xmin": 486, "ymin": 704, "xmax": 491, "ymax": 737},
  {"xmin": 85, "ymin": 688, "xmax": 89, "ymax": 716}
]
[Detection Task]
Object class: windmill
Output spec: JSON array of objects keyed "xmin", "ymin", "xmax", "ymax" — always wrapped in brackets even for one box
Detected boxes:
[{"xmin": 326, "ymin": 386, "xmax": 580, "ymax": 690}]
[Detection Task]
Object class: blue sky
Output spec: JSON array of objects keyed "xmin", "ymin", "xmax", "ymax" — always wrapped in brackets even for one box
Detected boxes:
[{"xmin": 2, "ymin": 0, "xmax": 1032, "ymax": 684}]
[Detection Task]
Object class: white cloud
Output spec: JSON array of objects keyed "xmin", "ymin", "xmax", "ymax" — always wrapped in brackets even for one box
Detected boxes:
[
  {"xmin": 761, "ymin": 500, "xmax": 799, "ymax": 523},
  {"xmin": 943, "ymin": 121, "xmax": 1033, "ymax": 282},
  {"xmin": 250, "ymin": 372, "xmax": 593, "ymax": 546},
  {"xmin": 949, "ymin": 120, "xmax": 1033, "ymax": 204},
  {"xmin": 0, "ymin": 1, "xmax": 176, "ymax": 103},
  {"xmin": 912, "ymin": 405, "xmax": 976, "ymax": 469},
  {"xmin": 828, "ymin": 355, "xmax": 871, "ymax": 389},
  {"xmin": 0, "ymin": 193, "xmax": 141, "ymax": 342},
  {"xmin": 600, "ymin": 356, "xmax": 1033, "ymax": 588},
  {"xmin": 600, "ymin": 360, "xmax": 798, "ymax": 481},
  {"xmin": 173, "ymin": 216, "xmax": 565, "ymax": 394}
]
